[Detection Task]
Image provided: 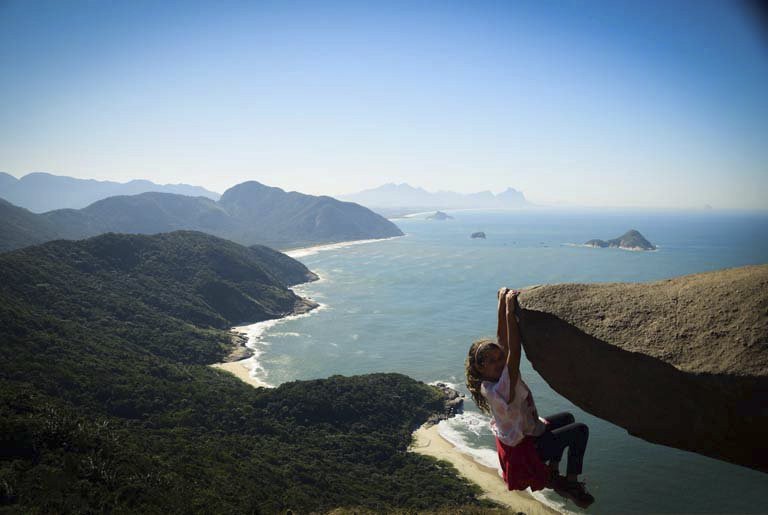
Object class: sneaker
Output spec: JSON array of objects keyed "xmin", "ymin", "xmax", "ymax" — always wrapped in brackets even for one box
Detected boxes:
[{"xmin": 553, "ymin": 477, "xmax": 595, "ymax": 509}]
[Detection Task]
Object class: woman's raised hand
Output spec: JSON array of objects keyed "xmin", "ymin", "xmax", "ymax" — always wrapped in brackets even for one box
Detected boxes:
[
  {"xmin": 497, "ymin": 287, "xmax": 510, "ymax": 301},
  {"xmin": 505, "ymin": 289, "xmax": 520, "ymax": 310}
]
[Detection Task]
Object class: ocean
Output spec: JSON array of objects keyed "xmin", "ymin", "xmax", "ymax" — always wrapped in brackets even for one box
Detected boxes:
[{"xmin": 236, "ymin": 209, "xmax": 768, "ymax": 513}]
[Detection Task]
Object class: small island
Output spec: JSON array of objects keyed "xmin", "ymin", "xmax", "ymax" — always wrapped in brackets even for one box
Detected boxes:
[
  {"xmin": 426, "ymin": 210, "xmax": 453, "ymax": 220},
  {"xmin": 584, "ymin": 229, "xmax": 655, "ymax": 251},
  {"xmin": 470, "ymin": 231, "xmax": 486, "ymax": 239}
]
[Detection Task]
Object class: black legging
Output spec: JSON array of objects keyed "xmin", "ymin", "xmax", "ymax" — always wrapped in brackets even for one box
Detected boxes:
[{"xmin": 534, "ymin": 412, "xmax": 589, "ymax": 476}]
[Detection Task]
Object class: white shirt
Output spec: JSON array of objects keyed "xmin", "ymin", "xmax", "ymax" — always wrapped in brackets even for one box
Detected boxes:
[{"xmin": 481, "ymin": 367, "xmax": 547, "ymax": 446}]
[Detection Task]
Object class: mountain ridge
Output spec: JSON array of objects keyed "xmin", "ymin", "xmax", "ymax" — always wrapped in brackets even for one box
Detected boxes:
[
  {"xmin": 0, "ymin": 181, "xmax": 403, "ymax": 252},
  {"xmin": 340, "ymin": 182, "xmax": 531, "ymax": 210},
  {"xmin": 0, "ymin": 171, "xmax": 220, "ymax": 212}
]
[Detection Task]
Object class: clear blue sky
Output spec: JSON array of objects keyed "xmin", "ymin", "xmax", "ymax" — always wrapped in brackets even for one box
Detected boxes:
[{"xmin": 1, "ymin": 0, "xmax": 767, "ymax": 208}]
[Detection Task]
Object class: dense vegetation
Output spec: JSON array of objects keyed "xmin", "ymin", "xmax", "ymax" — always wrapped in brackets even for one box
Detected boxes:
[
  {"xmin": 0, "ymin": 232, "xmax": 486, "ymax": 513},
  {"xmin": 0, "ymin": 180, "xmax": 404, "ymax": 252},
  {"xmin": 0, "ymin": 199, "xmax": 61, "ymax": 252}
]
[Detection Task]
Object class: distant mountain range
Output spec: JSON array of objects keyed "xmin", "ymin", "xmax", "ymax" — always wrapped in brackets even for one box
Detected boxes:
[
  {"xmin": 339, "ymin": 183, "xmax": 531, "ymax": 212},
  {"xmin": 0, "ymin": 180, "xmax": 403, "ymax": 252},
  {"xmin": 0, "ymin": 172, "xmax": 220, "ymax": 212}
]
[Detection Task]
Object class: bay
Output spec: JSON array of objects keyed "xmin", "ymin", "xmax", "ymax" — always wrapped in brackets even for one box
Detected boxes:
[{"xmin": 246, "ymin": 209, "xmax": 768, "ymax": 513}]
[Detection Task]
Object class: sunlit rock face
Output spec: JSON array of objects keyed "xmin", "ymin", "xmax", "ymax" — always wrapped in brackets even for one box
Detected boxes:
[{"xmin": 518, "ymin": 264, "xmax": 768, "ymax": 473}]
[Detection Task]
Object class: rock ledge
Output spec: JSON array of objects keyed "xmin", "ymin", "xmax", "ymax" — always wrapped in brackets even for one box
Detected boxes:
[{"xmin": 518, "ymin": 264, "xmax": 768, "ymax": 473}]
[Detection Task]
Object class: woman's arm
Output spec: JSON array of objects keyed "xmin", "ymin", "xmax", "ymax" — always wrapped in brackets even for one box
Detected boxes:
[
  {"xmin": 505, "ymin": 290, "xmax": 522, "ymax": 401},
  {"xmin": 496, "ymin": 287, "xmax": 509, "ymax": 353}
]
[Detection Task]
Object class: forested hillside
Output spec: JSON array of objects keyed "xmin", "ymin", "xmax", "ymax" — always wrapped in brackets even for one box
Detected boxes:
[{"xmin": 0, "ymin": 232, "xmax": 486, "ymax": 513}]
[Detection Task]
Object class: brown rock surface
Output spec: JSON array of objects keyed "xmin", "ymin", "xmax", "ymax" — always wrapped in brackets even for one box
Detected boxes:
[{"xmin": 518, "ymin": 264, "xmax": 768, "ymax": 473}]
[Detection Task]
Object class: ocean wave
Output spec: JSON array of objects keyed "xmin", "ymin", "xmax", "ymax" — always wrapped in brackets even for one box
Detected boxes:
[
  {"xmin": 428, "ymin": 379, "xmax": 461, "ymax": 391},
  {"xmin": 231, "ymin": 303, "xmax": 328, "ymax": 387},
  {"xmin": 531, "ymin": 489, "xmax": 577, "ymax": 515},
  {"xmin": 436, "ymin": 415, "xmax": 499, "ymax": 470},
  {"xmin": 562, "ymin": 242, "xmax": 660, "ymax": 252}
]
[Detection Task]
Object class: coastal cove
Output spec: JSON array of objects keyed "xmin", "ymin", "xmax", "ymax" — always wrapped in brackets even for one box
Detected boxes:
[{"xmin": 231, "ymin": 209, "xmax": 768, "ymax": 514}]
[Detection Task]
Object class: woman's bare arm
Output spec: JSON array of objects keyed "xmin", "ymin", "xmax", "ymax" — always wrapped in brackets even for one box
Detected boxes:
[
  {"xmin": 497, "ymin": 287, "xmax": 509, "ymax": 353},
  {"xmin": 505, "ymin": 291, "xmax": 522, "ymax": 401}
]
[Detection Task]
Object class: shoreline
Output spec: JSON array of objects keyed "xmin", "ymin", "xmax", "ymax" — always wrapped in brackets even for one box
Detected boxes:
[
  {"xmin": 210, "ymin": 360, "xmax": 564, "ymax": 514},
  {"xmin": 283, "ymin": 235, "xmax": 404, "ymax": 258},
  {"xmin": 210, "ymin": 360, "xmax": 271, "ymax": 388},
  {"xmin": 210, "ymin": 300, "xmax": 324, "ymax": 388},
  {"xmin": 410, "ymin": 423, "xmax": 562, "ymax": 514},
  {"xmin": 213, "ymin": 233, "xmax": 558, "ymax": 512},
  {"xmin": 563, "ymin": 242, "xmax": 659, "ymax": 252},
  {"xmin": 210, "ymin": 266, "xmax": 324, "ymax": 385}
]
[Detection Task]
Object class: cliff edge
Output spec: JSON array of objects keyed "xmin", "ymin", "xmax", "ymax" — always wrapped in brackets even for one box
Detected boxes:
[{"xmin": 518, "ymin": 264, "xmax": 768, "ymax": 473}]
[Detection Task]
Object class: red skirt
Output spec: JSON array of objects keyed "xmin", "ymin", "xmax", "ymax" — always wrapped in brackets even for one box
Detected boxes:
[{"xmin": 495, "ymin": 435, "xmax": 550, "ymax": 491}]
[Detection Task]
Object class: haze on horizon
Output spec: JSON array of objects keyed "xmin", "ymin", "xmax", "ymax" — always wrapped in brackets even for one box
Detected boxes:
[{"xmin": 1, "ymin": 0, "xmax": 767, "ymax": 210}]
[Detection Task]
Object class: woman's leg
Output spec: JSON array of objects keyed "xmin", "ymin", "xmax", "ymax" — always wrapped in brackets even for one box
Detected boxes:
[
  {"xmin": 535, "ymin": 422, "xmax": 589, "ymax": 478},
  {"xmin": 543, "ymin": 412, "xmax": 575, "ymax": 431},
  {"xmin": 538, "ymin": 412, "xmax": 575, "ymax": 473}
]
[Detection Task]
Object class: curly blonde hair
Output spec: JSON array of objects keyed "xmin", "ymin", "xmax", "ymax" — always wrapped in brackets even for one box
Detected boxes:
[{"xmin": 464, "ymin": 338, "xmax": 501, "ymax": 415}]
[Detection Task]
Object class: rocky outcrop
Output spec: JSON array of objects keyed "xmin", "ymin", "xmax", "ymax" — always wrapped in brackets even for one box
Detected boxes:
[
  {"xmin": 424, "ymin": 383, "xmax": 464, "ymax": 426},
  {"xmin": 470, "ymin": 232, "xmax": 486, "ymax": 239},
  {"xmin": 518, "ymin": 264, "xmax": 768, "ymax": 473},
  {"xmin": 585, "ymin": 229, "xmax": 655, "ymax": 250}
]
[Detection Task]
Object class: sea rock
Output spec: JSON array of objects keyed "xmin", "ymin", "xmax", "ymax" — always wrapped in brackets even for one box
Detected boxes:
[
  {"xmin": 426, "ymin": 210, "xmax": 453, "ymax": 220},
  {"xmin": 223, "ymin": 331, "xmax": 253, "ymax": 362},
  {"xmin": 470, "ymin": 231, "xmax": 486, "ymax": 239},
  {"xmin": 584, "ymin": 229, "xmax": 655, "ymax": 250},
  {"xmin": 424, "ymin": 382, "xmax": 465, "ymax": 426},
  {"xmin": 518, "ymin": 264, "xmax": 768, "ymax": 473}
]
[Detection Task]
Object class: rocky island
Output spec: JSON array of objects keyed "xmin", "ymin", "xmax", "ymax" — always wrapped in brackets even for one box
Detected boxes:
[
  {"xmin": 518, "ymin": 264, "xmax": 768, "ymax": 473},
  {"xmin": 426, "ymin": 210, "xmax": 453, "ymax": 220},
  {"xmin": 471, "ymin": 231, "xmax": 486, "ymax": 239},
  {"xmin": 584, "ymin": 229, "xmax": 655, "ymax": 250}
]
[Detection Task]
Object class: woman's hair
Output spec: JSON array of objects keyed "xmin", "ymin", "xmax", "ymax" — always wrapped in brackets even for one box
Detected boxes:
[{"xmin": 465, "ymin": 338, "xmax": 501, "ymax": 415}]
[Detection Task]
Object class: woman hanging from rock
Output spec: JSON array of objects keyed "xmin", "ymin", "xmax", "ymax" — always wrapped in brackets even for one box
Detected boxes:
[{"xmin": 464, "ymin": 288, "xmax": 595, "ymax": 509}]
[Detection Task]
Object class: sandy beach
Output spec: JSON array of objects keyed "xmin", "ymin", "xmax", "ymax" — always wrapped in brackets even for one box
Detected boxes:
[
  {"xmin": 409, "ymin": 424, "xmax": 562, "ymax": 514},
  {"xmin": 210, "ymin": 360, "xmax": 271, "ymax": 388},
  {"xmin": 283, "ymin": 235, "xmax": 403, "ymax": 258}
]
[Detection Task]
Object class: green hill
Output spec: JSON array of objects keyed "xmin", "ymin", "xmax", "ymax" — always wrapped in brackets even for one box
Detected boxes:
[
  {"xmin": 218, "ymin": 181, "xmax": 404, "ymax": 248},
  {"xmin": 0, "ymin": 232, "xmax": 486, "ymax": 513},
  {"xmin": 42, "ymin": 193, "xmax": 235, "ymax": 241},
  {"xmin": 0, "ymin": 199, "xmax": 61, "ymax": 252},
  {"xmin": 0, "ymin": 181, "xmax": 404, "ymax": 252}
]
